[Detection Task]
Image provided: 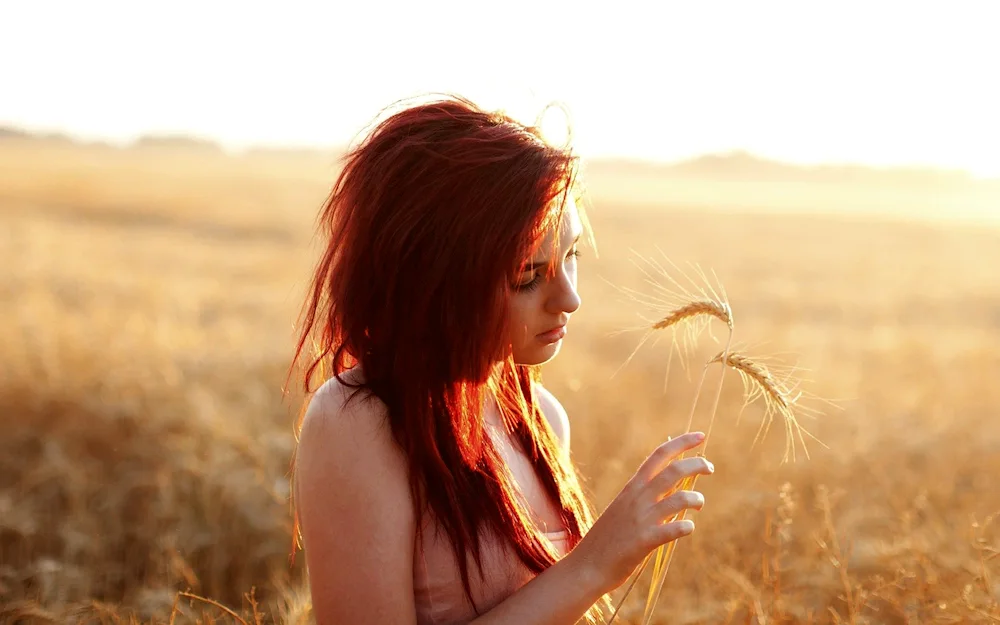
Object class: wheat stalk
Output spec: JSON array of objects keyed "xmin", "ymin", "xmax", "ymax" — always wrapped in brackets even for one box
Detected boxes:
[
  {"xmin": 607, "ymin": 256, "xmax": 823, "ymax": 625},
  {"xmin": 631, "ymin": 348, "xmax": 824, "ymax": 624},
  {"xmin": 638, "ymin": 327, "xmax": 734, "ymax": 624},
  {"xmin": 607, "ymin": 293, "xmax": 734, "ymax": 625}
]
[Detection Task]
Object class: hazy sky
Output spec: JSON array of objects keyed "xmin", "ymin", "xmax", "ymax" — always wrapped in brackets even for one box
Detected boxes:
[{"xmin": 4, "ymin": 1, "xmax": 999, "ymax": 176}]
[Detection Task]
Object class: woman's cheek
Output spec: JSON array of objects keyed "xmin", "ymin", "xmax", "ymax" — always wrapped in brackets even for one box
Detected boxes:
[{"xmin": 508, "ymin": 294, "xmax": 535, "ymax": 339}]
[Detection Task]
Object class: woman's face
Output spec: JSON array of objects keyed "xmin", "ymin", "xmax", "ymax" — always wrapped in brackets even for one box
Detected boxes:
[{"xmin": 506, "ymin": 199, "xmax": 584, "ymax": 366}]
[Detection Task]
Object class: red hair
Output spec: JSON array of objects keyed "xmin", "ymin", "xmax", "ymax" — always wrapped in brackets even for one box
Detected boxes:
[{"xmin": 290, "ymin": 95, "xmax": 600, "ymax": 618}]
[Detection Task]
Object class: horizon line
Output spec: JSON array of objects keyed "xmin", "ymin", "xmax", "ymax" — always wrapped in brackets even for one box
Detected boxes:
[{"xmin": 1, "ymin": 123, "xmax": 996, "ymax": 182}]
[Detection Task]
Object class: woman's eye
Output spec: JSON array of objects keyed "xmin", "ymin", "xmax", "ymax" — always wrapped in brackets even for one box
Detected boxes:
[
  {"xmin": 514, "ymin": 276, "xmax": 542, "ymax": 291},
  {"xmin": 514, "ymin": 273, "xmax": 542, "ymax": 292},
  {"xmin": 514, "ymin": 249, "xmax": 580, "ymax": 292}
]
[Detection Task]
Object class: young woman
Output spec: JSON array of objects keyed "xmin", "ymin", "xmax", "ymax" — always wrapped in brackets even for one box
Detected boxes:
[{"xmin": 290, "ymin": 95, "xmax": 714, "ymax": 625}]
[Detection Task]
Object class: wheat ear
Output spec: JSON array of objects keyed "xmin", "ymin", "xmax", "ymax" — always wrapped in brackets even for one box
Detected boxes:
[
  {"xmin": 652, "ymin": 300, "xmax": 733, "ymax": 331},
  {"xmin": 709, "ymin": 351, "xmax": 816, "ymax": 463}
]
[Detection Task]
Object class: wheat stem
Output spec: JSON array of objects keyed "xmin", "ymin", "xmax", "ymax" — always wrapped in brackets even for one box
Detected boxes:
[
  {"xmin": 607, "ymin": 298, "xmax": 733, "ymax": 625},
  {"xmin": 639, "ymin": 332, "xmax": 733, "ymax": 625}
]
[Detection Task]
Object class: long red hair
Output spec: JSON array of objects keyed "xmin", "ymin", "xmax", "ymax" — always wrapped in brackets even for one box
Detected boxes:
[{"xmin": 290, "ymin": 95, "xmax": 601, "ymax": 618}]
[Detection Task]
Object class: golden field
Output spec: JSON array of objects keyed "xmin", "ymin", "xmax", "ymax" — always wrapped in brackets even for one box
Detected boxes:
[{"xmin": 2, "ymin": 140, "xmax": 999, "ymax": 624}]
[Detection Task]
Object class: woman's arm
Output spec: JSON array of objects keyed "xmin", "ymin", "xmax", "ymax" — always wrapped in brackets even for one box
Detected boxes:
[
  {"xmin": 294, "ymin": 379, "xmax": 418, "ymax": 625},
  {"xmin": 469, "ymin": 548, "xmax": 608, "ymax": 625},
  {"xmin": 474, "ymin": 388, "xmax": 711, "ymax": 624}
]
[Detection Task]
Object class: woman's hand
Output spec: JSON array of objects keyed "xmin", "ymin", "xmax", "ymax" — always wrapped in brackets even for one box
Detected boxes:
[{"xmin": 566, "ymin": 432, "xmax": 713, "ymax": 595}]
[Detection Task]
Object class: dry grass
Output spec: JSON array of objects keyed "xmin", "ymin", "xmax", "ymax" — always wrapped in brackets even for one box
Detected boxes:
[{"xmin": 2, "ymin": 141, "xmax": 1000, "ymax": 624}]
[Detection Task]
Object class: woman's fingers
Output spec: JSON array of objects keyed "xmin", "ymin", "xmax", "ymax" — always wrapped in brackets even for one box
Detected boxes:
[
  {"xmin": 653, "ymin": 489, "xmax": 704, "ymax": 520},
  {"xmin": 633, "ymin": 432, "xmax": 706, "ymax": 483},
  {"xmin": 651, "ymin": 519, "xmax": 696, "ymax": 544},
  {"xmin": 649, "ymin": 457, "xmax": 714, "ymax": 497}
]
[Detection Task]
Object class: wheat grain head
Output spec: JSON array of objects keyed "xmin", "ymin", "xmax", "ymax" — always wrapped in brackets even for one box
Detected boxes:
[
  {"xmin": 652, "ymin": 299, "xmax": 733, "ymax": 332},
  {"xmin": 709, "ymin": 350, "xmax": 823, "ymax": 462},
  {"xmin": 610, "ymin": 254, "xmax": 734, "ymax": 384}
]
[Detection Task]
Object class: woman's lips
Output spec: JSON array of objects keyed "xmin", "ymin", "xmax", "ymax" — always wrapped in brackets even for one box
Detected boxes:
[{"xmin": 536, "ymin": 325, "xmax": 566, "ymax": 343}]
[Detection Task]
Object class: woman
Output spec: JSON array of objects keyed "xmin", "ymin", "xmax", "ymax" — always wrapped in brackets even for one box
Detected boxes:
[{"xmin": 290, "ymin": 95, "xmax": 714, "ymax": 625}]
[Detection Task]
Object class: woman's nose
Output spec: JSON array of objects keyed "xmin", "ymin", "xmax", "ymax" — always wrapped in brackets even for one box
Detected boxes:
[{"xmin": 546, "ymin": 269, "xmax": 581, "ymax": 315}]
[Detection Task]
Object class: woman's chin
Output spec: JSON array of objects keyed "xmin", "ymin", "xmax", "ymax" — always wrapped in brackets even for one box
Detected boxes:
[{"xmin": 513, "ymin": 339, "xmax": 562, "ymax": 366}]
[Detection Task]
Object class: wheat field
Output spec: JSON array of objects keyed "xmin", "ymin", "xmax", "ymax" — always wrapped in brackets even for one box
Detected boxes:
[{"xmin": 2, "ymin": 140, "xmax": 998, "ymax": 624}]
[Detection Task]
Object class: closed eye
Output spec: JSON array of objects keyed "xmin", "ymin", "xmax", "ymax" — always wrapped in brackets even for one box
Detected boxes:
[
  {"xmin": 514, "ymin": 274, "xmax": 543, "ymax": 292},
  {"xmin": 514, "ymin": 247, "xmax": 581, "ymax": 292},
  {"xmin": 514, "ymin": 235, "xmax": 582, "ymax": 293}
]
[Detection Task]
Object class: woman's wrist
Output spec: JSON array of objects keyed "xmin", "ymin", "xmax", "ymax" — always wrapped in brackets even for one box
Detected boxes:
[{"xmin": 562, "ymin": 545, "xmax": 612, "ymax": 599}]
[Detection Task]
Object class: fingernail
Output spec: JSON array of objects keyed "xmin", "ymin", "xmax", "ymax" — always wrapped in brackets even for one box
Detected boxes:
[
  {"xmin": 693, "ymin": 432, "xmax": 706, "ymax": 442},
  {"xmin": 708, "ymin": 462, "xmax": 715, "ymax": 473}
]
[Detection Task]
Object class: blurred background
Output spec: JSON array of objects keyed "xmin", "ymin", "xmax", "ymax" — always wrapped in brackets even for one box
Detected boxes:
[{"xmin": 2, "ymin": 1, "xmax": 998, "ymax": 623}]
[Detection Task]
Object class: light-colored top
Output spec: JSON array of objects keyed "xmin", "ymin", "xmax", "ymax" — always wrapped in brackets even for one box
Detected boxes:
[{"xmin": 413, "ymin": 411, "xmax": 570, "ymax": 625}]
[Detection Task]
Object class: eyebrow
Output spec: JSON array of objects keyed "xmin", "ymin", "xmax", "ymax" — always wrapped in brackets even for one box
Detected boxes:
[{"xmin": 521, "ymin": 233, "xmax": 582, "ymax": 271}]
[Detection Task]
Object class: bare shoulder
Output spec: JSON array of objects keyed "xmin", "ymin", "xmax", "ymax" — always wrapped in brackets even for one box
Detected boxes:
[
  {"xmin": 296, "ymin": 373, "xmax": 400, "ymax": 478},
  {"xmin": 295, "ymin": 373, "xmax": 412, "ymax": 515},
  {"xmin": 294, "ymin": 372, "xmax": 417, "ymax": 623},
  {"xmin": 534, "ymin": 382, "xmax": 571, "ymax": 452}
]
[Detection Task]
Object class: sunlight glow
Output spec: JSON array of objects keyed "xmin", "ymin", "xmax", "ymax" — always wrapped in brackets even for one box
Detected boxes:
[
  {"xmin": 2, "ymin": 1, "xmax": 998, "ymax": 177},
  {"xmin": 536, "ymin": 104, "xmax": 572, "ymax": 149}
]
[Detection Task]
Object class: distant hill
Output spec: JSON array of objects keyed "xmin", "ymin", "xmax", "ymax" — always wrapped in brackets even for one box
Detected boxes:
[
  {"xmin": 0, "ymin": 125, "xmax": 75, "ymax": 144},
  {"xmin": 132, "ymin": 134, "xmax": 225, "ymax": 153},
  {"xmin": 582, "ymin": 150, "xmax": 985, "ymax": 189},
  {"xmin": 241, "ymin": 145, "xmax": 340, "ymax": 160},
  {"xmin": 0, "ymin": 126, "xmax": 30, "ymax": 139},
  {"xmin": 1, "ymin": 125, "xmax": 996, "ymax": 187}
]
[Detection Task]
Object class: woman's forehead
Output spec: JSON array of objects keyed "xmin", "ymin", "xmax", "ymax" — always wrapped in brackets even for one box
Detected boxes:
[{"xmin": 531, "ymin": 198, "xmax": 581, "ymax": 253}]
